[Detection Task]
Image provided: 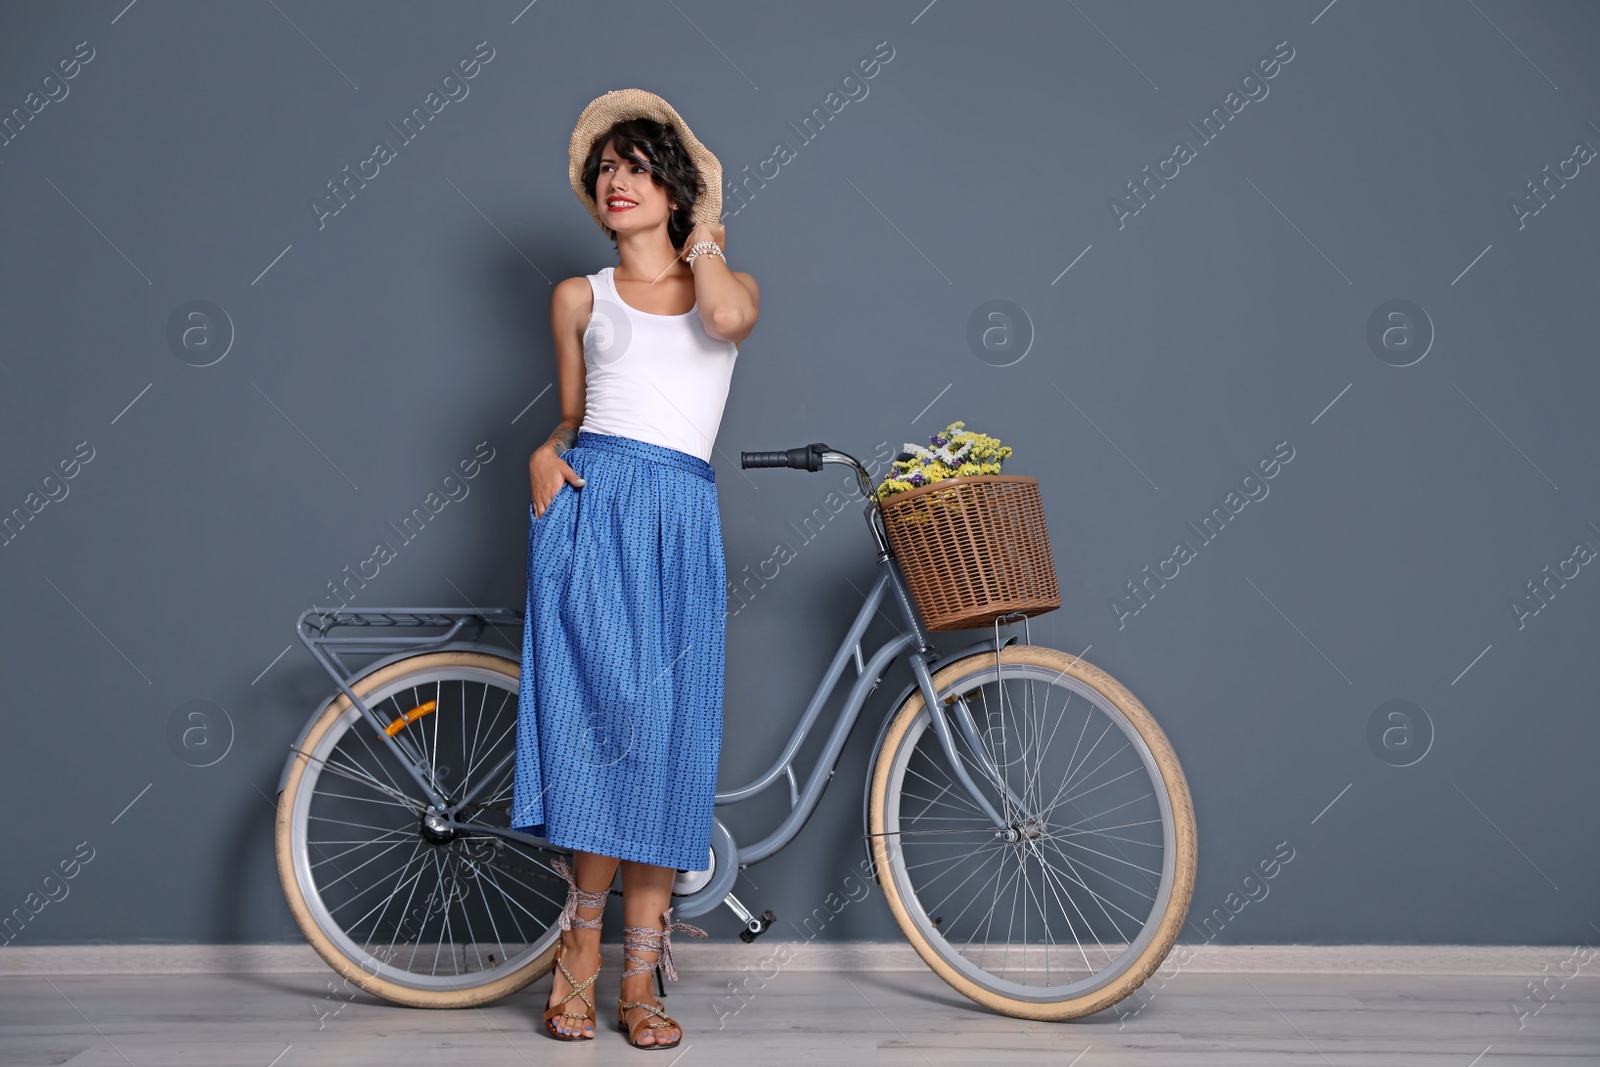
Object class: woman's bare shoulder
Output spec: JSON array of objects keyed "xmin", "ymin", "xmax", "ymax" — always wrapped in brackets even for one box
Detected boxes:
[
  {"xmin": 552, "ymin": 275, "xmax": 593, "ymax": 309},
  {"xmin": 551, "ymin": 276, "xmax": 595, "ymax": 344}
]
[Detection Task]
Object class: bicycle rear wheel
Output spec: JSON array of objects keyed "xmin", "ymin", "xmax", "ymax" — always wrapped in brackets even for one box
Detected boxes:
[
  {"xmin": 275, "ymin": 651, "xmax": 568, "ymax": 1007},
  {"xmin": 868, "ymin": 645, "xmax": 1196, "ymax": 1020}
]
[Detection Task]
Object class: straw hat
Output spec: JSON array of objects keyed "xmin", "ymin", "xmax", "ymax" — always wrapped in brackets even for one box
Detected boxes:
[{"xmin": 568, "ymin": 88, "xmax": 722, "ymax": 236}]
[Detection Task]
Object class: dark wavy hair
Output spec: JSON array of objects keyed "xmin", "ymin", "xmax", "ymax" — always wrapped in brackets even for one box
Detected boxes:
[{"xmin": 581, "ymin": 117, "xmax": 703, "ymax": 249}]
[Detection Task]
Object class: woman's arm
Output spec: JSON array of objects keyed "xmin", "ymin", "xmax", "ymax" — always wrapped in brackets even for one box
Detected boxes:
[
  {"xmin": 682, "ymin": 223, "xmax": 759, "ymax": 344},
  {"xmin": 529, "ymin": 277, "xmax": 592, "ymax": 517}
]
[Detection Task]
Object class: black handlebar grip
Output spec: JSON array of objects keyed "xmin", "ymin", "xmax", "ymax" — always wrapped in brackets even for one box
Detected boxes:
[{"xmin": 740, "ymin": 443, "xmax": 830, "ymax": 471}]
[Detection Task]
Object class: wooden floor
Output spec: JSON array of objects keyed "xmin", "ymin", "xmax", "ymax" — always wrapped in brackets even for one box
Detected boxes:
[{"xmin": 1, "ymin": 968, "xmax": 1594, "ymax": 1065}]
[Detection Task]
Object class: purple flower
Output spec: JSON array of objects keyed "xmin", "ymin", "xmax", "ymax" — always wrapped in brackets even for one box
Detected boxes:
[{"xmin": 910, "ymin": 473, "xmax": 924, "ymax": 485}]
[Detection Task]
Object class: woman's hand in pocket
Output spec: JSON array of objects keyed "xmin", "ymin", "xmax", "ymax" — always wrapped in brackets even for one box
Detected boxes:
[{"xmin": 529, "ymin": 443, "xmax": 585, "ymax": 518}]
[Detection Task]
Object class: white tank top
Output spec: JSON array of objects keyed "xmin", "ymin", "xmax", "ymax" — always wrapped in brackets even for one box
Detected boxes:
[{"xmin": 576, "ymin": 266, "xmax": 739, "ymax": 463}]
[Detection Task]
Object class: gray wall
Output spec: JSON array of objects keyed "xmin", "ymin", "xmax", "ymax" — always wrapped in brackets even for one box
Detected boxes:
[{"xmin": 2, "ymin": 0, "xmax": 1596, "ymax": 948}]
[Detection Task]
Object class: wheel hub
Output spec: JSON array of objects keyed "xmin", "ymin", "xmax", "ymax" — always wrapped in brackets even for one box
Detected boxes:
[
  {"xmin": 1013, "ymin": 817, "xmax": 1046, "ymax": 841},
  {"xmin": 419, "ymin": 812, "xmax": 457, "ymax": 844}
]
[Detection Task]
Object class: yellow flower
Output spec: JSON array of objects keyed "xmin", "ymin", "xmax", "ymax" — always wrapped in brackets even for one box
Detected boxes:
[{"xmin": 876, "ymin": 419, "xmax": 1017, "ymax": 500}]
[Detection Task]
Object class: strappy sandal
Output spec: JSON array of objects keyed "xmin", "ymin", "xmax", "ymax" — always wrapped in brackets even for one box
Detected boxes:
[
  {"xmin": 616, "ymin": 906, "xmax": 707, "ymax": 1050},
  {"xmin": 543, "ymin": 856, "xmax": 607, "ymax": 1041}
]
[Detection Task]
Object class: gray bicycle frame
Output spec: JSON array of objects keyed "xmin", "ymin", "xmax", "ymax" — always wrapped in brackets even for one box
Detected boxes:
[
  {"xmin": 281, "ymin": 451, "xmax": 1025, "ymax": 862},
  {"xmin": 715, "ymin": 552, "xmax": 1017, "ymax": 867}
]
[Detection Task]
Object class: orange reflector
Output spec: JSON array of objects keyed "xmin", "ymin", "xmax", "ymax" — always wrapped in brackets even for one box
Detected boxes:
[{"xmin": 384, "ymin": 699, "xmax": 438, "ymax": 737}]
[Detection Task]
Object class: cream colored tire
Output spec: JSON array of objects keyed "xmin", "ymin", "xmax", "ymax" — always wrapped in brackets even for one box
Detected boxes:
[
  {"xmin": 868, "ymin": 645, "xmax": 1197, "ymax": 1021},
  {"xmin": 275, "ymin": 651, "xmax": 559, "ymax": 1008}
]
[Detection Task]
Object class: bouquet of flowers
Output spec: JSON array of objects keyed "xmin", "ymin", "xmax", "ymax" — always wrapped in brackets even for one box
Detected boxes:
[{"xmin": 875, "ymin": 420, "xmax": 1014, "ymax": 503}]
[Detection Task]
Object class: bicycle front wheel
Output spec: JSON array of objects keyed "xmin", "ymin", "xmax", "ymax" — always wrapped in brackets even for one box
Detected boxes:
[
  {"xmin": 868, "ymin": 645, "xmax": 1196, "ymax": 1021},
  {"xmin": 275, "ymin": 651, "xmax": 567, "ymax": 1007}
]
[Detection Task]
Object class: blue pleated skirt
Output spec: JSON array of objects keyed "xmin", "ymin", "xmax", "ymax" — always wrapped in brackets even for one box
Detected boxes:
[{"xmin": 510, "ymin": 431, "xmax": 726, "ymax": 871}]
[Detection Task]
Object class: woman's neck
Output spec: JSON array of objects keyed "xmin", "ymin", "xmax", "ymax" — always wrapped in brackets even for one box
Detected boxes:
[{"xmin": 614, "ymin": 228, "xmax": 687, "ymax": 282}]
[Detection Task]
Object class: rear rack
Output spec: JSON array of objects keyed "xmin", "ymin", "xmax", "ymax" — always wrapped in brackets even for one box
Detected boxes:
[
  {"xmin": 298, "ymin": 605, "xmax": 523, "ymax": 662},
  {"xmin": 292, "ymin": 607, "xmax": 524, "ymax": 797}
]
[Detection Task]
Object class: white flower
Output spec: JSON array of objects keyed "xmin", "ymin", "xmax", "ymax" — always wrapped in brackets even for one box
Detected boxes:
[{"xmin": 902, "ymin": 439, "xmax": 972, "ymax": 465}]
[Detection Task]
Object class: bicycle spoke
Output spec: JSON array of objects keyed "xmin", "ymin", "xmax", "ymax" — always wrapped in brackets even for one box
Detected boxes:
[
  {"xmin": 313, "ymin": 831, "xmax": 419, "ymax": 895},
  {"xmin": 1015, "ymin": 842, "xmax": 1065, "ymax": 980},
  {"xmin": 902, "ymin": 845, "xmax": 1001, "ymax": 876},
  {"xmin": 1059, "ymin": 828, "xmax": 1164, "ymax": 851},
  {"xmin": 314, "ymin": 752, "xmax": 425, "ymax": 812},
  {"xmin": 323, "ymin": 840, "xmax": 434, "ymax": 917},
  {"xmin": 1028, "ymin": 842, "xmax": 1106, "ymax": 978},
  {"xmin": 1053, "ymin": 835, "xmax": 1164, "ymax": 879},
  {"xmin": 310, "ymin": 828, "xmax": 415, "ymax": 870},
  {"xmin": 1039, "ymin": 836, "xmax": 1155, "ymax": 922},
  {"xmin": 350, "ymin": 703, "xmax": 420, "ymax": 801},
  {"xmin": 1038, "ymin": 837, "xmax": 1147, "ymax": 962},
  {"xmin": 1041, "ymin": 763, "xmax": 1145, "ymax": 824},
  {"xmin": 460, "ymin": 695, "xmax": 514, "ymax": 786},
  {"xmin": 1028, "ymin": 684, "xmax": 1073, "ymax": 804},
  {"xmin": 344, "ymin": 840, "xmax": 427, "ymax": 938},
  {"xmin": 312, "ymin": 789, "xmax": 415, "ymax": 810},
  {"xmin": 308, "ymin": 811, "xmax": 412, "ymax": 834},
  {"xmin": 429, "ymin": 849, "xmax": 452, "ymax": 975},
  {"xmin": 905, "ymin": 779, "xmax": 957, "ymax": 821},
  {"xmin": 1056, "ymin": 723, "xmax": 1107, "ymax": 806},
  {"xmin": 1054, "ymin": 793, "xmax": 1154, "ymax": 832},
  {"xmin": 896, "ymin": 790, "xmax": 992, "ymax": 822},
  {"xmin": 444, "ymin": 847, "xmax": 492, "ymax": 977},
  {"xmin": 1030, "ymin": 837, "xmax": 1122, "ymax": 975},
  {"xmin": 1055, "ymin": 816, "xmax": 1162, "ymax": 838},
  {"xmin": 903, "ymin": 763, "xmax": 987, "ymax": 817},
  {"xmin": 962, "ymin": 848, "xmax": 1021, "ymax": 966},
  {"xmin": 469, "ymin": 857, "xmax": 559, "ymax": 928},
  {"xmin": 452, "ymin": 848, "xmax": 512, "ymax": 965},
  {"xmin": 460, "ymin": 857, "xmax": 529, "ymax": 950},
  {"xmin": 1047, "ymin": 730, "xmax": 1125, "ymax": 815},
  {"xmin": 463, "ymin": 681, "xmax": 490, "ymax": 798},
  {"xmin": 919, "ymin": 840, "xmax": 1008, "ymax": 921},
  {"xmin": 388, "ymin": 845, "xmax": 436, "ymax": 964},
  {"xmin": 947, "ymin": 851, "xmax": 1011, "ymax": 953}
]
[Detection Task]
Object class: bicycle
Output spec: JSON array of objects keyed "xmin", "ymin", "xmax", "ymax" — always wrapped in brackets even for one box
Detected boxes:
[{"xmin": 274, "ymin": 441, "xmax": 1196, "ymax": 1021}]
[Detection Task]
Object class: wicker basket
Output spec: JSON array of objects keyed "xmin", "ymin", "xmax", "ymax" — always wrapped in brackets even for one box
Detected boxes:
[{"xmin": 879, "ymin": 475, "xmax": 1060, "ymax": 631}]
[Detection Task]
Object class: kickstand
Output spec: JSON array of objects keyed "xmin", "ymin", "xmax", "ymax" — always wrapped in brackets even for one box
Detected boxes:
[{"xmin": 655, "ymin": 964, "xmax": 667, "ymax": 999}]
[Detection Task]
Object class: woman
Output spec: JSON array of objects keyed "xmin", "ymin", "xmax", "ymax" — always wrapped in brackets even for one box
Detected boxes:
[{"xmin": 511, "ymin": 89, "xmax": 759, "ymax": 1049}]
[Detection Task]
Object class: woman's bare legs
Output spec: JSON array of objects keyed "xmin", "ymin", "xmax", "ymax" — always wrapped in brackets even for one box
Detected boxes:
[
  {"xmin": 547, "ymin": 849, "xmax": 618, "ymax": 1038},
  {"xmin": 618, "ymin": 860, "xmax": 680, "ymax": 1046}
]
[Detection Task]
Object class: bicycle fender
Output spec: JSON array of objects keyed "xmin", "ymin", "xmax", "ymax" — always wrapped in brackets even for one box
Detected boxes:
[
  {"xmin": 859, "ymin": 635, "xmax": 1015, "ymax": 882},
  {"xmin": 274, "ymin": 641, "xmax": 519, "ymax": 794}
]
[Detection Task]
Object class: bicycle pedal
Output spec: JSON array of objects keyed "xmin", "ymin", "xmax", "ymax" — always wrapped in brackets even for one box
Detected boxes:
[{"xmin": 737, "ymin": 909, "xmax": 776, "ymax": 943}]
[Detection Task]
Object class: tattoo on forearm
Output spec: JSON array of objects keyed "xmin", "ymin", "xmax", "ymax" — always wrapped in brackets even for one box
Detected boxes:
[{"xmin": 548, "ymin": 425, "xmax": 577, "ymax": 455}]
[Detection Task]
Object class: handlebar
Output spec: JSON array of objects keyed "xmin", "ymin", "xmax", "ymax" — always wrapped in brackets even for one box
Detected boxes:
[
  {"xmin": 740, "ymin": 442, "xmax": 880, "ymax": 505},
  {"xmin": 740, "ymin": 444, "xmax": 828, "ymax": 471},
  {"xmin": 741, "ymin": 441, "xmax": 889, "ymax": 554}
]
